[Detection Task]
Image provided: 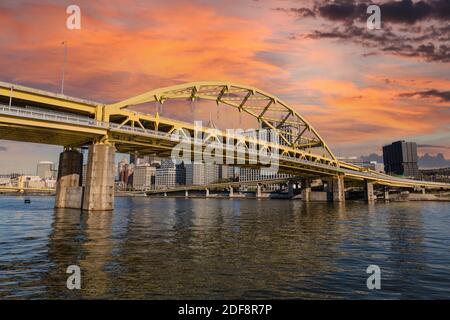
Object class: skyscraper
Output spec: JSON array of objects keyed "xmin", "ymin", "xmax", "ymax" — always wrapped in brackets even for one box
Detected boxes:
[
  {"xmin": 383, "ymin": 140, "xmax": 419, "ymax": 178},
  {"xmin": 130, "ymin": 154, "xmax": 148, "ymax": 166},
  {"xmin": 133, "ymin": 164, "xmax": 156, "ymax": 191},
  {"xmin": 185, "ymin": 162, "xmax": 222, "ymax": 186},
  {"xmin": 36, "ymin": 161, "xmax": 54, "ymax": 179},
  {"xmin": 218, "ymin": 165, "xmax": 235, "ymax": 181},
  {"xmin": 130, "ymin": 154, "xmax": 162, "ymax": 167},
  {"xmin": 155, "ymin": 159, "xmax": 185, "ymax": 188},
  {"xmin": 117, "ymin": 157, "xmax": 128, "ymax": 181},
  {"xmin": 185, "ymin": 162, "xmax": 205, "ymax": 185}
]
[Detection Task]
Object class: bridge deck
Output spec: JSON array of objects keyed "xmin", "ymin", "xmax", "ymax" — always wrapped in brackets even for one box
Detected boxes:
[{"xmin": 1, "ymin": 81, "xmax": 449, "ymax": 190}]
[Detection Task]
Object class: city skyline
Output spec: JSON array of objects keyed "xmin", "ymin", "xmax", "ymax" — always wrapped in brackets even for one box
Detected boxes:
[
  {"xmin": 0, "ymin": 0, "xmax": 449, "ymax": 173},
  {"xmin": 2, "ymin": 134, "xmax": 450, "ymax": 174}
]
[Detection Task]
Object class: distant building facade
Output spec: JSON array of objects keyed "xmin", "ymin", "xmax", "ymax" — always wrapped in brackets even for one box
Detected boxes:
[
  {"xmin": 238, "ymin": 167, "xmax": 292, "ymax": 191},
  {"xmin": 155, "ymin": 159, "xmax": 185, "ymax": 188},
  {"xmin": 44, "ymin": 179, "xmax": 56, "ymax": 188},
  {"xmin": 185, "ymin": 162, "xmax": 206, "ymax": 186},
  {"xmin": 133, "ymin": 164, "xmax": 156, "ymax": 191},
  {"xmin": 0, "ymin": 177, "xmax": 11, "ymax": 186},
  {"xmin": 383, "ymin": 140, "xmax": 419, "ymax": 178},
  {"xmin": 369, "ymin": 161, "xmax": 385, "ymax": 173},
  {"xmin": 117, "ymin": 157, "xmax": 135, "ymax": 190},
  {"xmin": 337, "ymin": 157, "xmax": 385, "ymax": 173},
  {"xmin": 117, "ymin": 158, "xmax": 128, "ymax": 181},
  {"xmin": 185, "ymin": 163, "xmax": 223, "ymax": 186},
  {"xmin": 36, "ymin": 161, "xmax": 54, "ymax": 179},
  {"xmin": 130, "ymin": 154, "xmax": 162, "ymax": 167},
  {"xmin": 238, "ymin": 168, "xmax": 291, "ymax": 182},
  {"xmin": 14, "ymin": 176, "xmax": 44, "ymax": 189},
  {"xmin": 218, "ymin": 165, "xmax": 236, "ymax": 182}
]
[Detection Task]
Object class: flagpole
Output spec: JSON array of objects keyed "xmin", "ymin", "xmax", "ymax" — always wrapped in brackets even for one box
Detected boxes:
[{"xmin": 61, "ymin": 40, "xmax": 67, "ymax": 95}]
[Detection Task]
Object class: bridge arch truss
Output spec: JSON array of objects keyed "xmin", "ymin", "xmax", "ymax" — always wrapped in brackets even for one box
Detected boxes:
[{"xmin": 105, "ymin": 82, "xmax": 338, "ymax": 166}]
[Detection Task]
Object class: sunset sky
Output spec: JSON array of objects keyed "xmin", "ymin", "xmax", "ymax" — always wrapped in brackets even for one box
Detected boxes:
[{"xmin": 0, "ymin": 0, "xmax": 449, "ymax": 173}]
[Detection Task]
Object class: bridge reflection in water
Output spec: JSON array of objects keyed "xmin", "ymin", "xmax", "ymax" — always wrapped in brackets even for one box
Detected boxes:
[
  {"xmin": 0, "ymin": 196, "xmax": 445, "ymax": 299},
  {"xmin": 45, "ymin": 209, "xmax": 116, "ymax": 298}
]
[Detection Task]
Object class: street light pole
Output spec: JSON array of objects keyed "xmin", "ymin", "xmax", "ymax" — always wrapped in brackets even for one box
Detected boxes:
[{"xmin": 61, "ymin": 40, "xmax": 68, "ymax": 95}]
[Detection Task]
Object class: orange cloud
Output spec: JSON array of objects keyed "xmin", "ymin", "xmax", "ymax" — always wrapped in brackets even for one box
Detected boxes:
[
  {"xmin": 0, "ymin": 1, "xmax": 284, "ymax": 102},
  {"xmin": 290, "ymin": 78, "xmax": 450, "ymax": 148},
  {"xmin": 0, "ymin": 0, "xmax": 448, "ymax": 159}
]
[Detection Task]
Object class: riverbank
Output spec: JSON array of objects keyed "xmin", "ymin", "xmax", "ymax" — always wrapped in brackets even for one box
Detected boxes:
[{"xmin": 2, "ymin": 192, "xmax": 449, "ymax": 201}]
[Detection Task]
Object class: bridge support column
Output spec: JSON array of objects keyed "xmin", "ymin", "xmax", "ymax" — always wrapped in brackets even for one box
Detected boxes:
[
  {"xmin": 82, "ymin": 144, "xmax": 115, "ymax": 211},
  {"xmin": 229, "ymin": 187, "xmax": 234, "ymax": 198},
  {"xmin": 364, "ymin": 181, "xmax": 376, "ymax": 202},
  {"xmin": 384, "ymin": 187, "xmax": 390, "ymax": 201},
  {"xmin": 205, "ymin": 188, "xmax": 210, "ymax": 197},
  {"xmin": 55, "ymin": 149, "xmax": 83, "ymax": 209},
  {"xmin": 332, "ymin": 176, "xmax": 345, "ymax": 202},
  {"xmin": 185, "ymin": 190, "xmax": 189, "ymax": 198},
  {"xmin": 256, "ymin": 184, "xmax": 262, "ymax": 199},
  {"xmin": 301, "ymin": 178, "xmax": 311, "ymax": 202},
  {"xmin": 287, "ymin": 181, "xmax": 294, "ymax": 198}
]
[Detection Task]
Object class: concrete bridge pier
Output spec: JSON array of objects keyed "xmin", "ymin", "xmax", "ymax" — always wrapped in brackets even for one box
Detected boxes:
[
  {"xmin": 55, "ymin": 149, "xmax": 83, "ymax": 209},
  {"xmin": 256, "ymin": 184, "xmax": 262, "ymax": 199},
  {"xmin": 287, "ymin": 181, "xmax": 294, "ymax": 198},
  {"xmin": 185, "ymin": 190, "xmax": 189, "ymax": 198},
  {"xmin": 364, "ymin": 181, "xmax": 376, "ymax": 202},
  {"xmin": 301, "ymin": 178, "xmax": 311, "ymax": 201},
  {"xmin": 205, "ymin": 188, "xmax": 210, "ymax": 197},
  {"xmin": 82, "ymin": 143, "xmax": 115, "ymax": 211},
  {"xmin": 384, "ymin": 187, "xmax": 390, "ymax": 201},
  {"xmin": 332, "ymin": 176, "xmax": 345, "ymax": 202},
  {"xmin": 229, "ymin": 186, "xmax": 234, "ymax": 198}
]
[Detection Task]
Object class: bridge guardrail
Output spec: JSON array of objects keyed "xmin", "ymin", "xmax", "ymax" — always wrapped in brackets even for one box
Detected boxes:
[
  {"xmin": 0, "ymin": 104, "xmax": 108, "ymax": 128},
  {"xmin": 1, "ymin": 104, "xmax": 339, "ymax": 171},
  {"xmin": 1, "ymin": 104, "xmax": 448, "ymax": 189}
]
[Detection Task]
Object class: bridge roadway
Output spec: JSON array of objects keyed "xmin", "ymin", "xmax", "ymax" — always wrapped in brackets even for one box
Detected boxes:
[
  {"xmin": 1, "ymin": 102, "xmax": 447, "ymax": 189},
  {"xmin": 1, "ymin": 81, "xmax": 449, "ymax": 210}
]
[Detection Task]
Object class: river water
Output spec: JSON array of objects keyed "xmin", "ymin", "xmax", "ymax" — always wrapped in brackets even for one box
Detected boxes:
[{"xmin": 0, "ymin": 195, "xmax": 450, "ymax": 299}]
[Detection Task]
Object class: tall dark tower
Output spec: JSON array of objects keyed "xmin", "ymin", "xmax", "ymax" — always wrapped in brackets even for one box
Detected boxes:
[{"xmin": 383, "ymin": 140, "xmax": 419, "ymax": 178}]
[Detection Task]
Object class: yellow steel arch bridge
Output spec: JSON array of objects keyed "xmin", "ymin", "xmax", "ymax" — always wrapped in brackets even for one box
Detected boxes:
[{"xmin": 0, "ymin": 80, "xmax": 449, "ymax": 209}]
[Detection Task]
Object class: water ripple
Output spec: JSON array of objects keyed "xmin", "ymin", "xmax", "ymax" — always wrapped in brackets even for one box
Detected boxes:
[{"xmin": 1, "ymin": 196, "xmax": 450, "ymax": 299}]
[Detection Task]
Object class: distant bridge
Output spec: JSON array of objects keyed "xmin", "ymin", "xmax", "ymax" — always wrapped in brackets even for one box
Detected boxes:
[
  {"xmin": 1, "ymin": 81, "xmax": 449, "ymax": 210},
  {"xmin": 0, "ymin": 186, "xmax": 55, "ymax": 193},
  {"xmin": 146, "ymin": 177, "xmax": 303, "ymax": 198}
]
